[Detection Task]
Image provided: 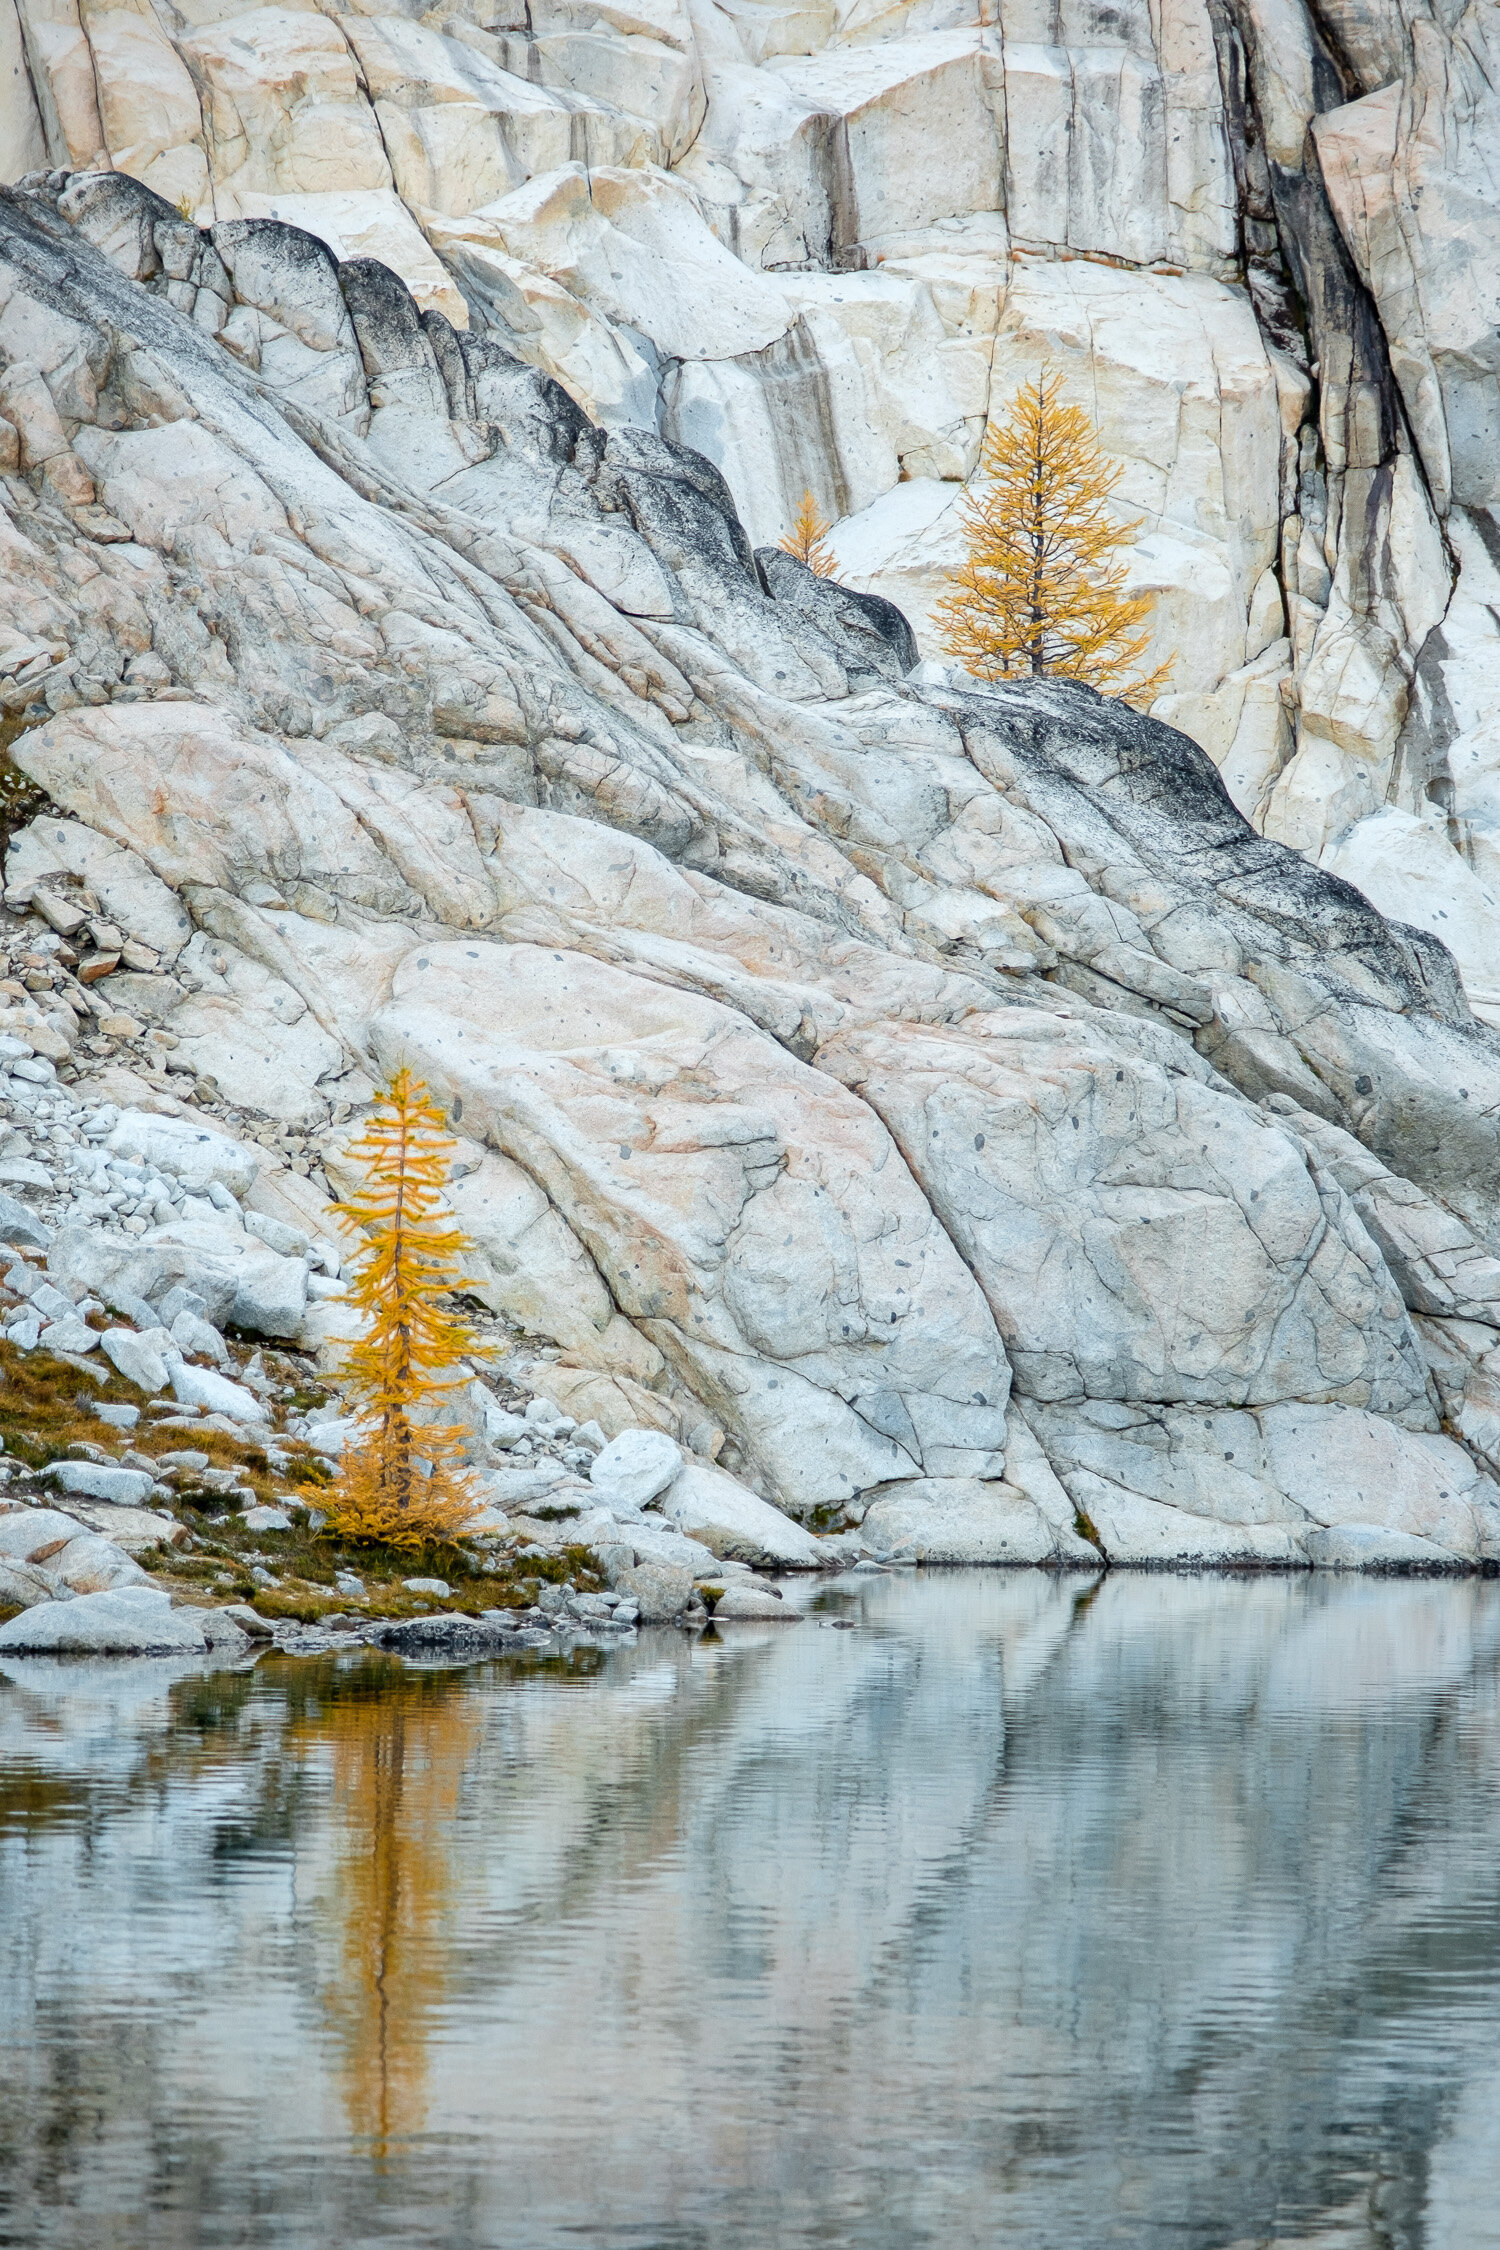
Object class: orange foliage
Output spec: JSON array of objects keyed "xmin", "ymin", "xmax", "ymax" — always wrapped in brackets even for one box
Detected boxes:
[
  {"xmin": 778, "ymin": 488, "xmax": 841, "ymax": 579},
  {"xmin": 327, "ymin": 1067, "xmax": 485, "ymax": 1548},
  {"xmin": 935, "ymin": 372, "xmax": 1173, "ymax": 706},
  {"xmin": 305, "ymin": 1671, "xmax": 481, "ymax": 2158}
]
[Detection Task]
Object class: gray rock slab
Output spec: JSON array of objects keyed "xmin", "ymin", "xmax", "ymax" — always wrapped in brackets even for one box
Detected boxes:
[
  {"xmin": 44, "ymin": 1461, "xmax": 156, "ymax": 1506},
  {"xmin": 0, "ymin": 1193, "xmax": 50, "ymax": 1249},
  {"xmin": 659, "ymin": 1460, "xmax": 826, "ymax": 1568},
  {"xmin": 861, "ymin": 1478, "xmax": 1077, "ymax": 1565},
  {"xmin": 1303, "ymin": 1524, "xmax": 1462, "ymax": 1571},
  {"xmin": 711, "ymin": 1581, "xmax": 800, "ymax": 1620},
  {"xmin": 0, "ymin": 1556, "xmax": 66, "ymax": 1609},
  {"xmin": 100, "ymin": 1325, "xmax": 175, "ymax": 1394},
  {"xmin": 48, "ymin": 1533, "xmax": 149, "ymax": 1594},
  {"xmin": 0, "ymin": 1585, "xmax": 208, "ymax": 1654},
  {"xmin": 171, "ymin": 1361, "xmax": 269, "ymax": 1422},
  {"xmin": 590, "ymin": 1428, "xmax": 682, "ymax": 1510},
  {"xmin": 0, "ymin": 1507, "xmax": 95, "ymax": 1562},
  {"xmin": 605, "ymin": 1557, "xmax": 695, "ymax": 1621}
]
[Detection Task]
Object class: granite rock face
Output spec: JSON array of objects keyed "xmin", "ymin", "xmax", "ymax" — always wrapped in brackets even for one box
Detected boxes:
[
  {"xmin": 0, "ymin": 161, "xmax": 1497, "ymax": 1568},
  {"xmin": 1, "ymin": 0, "xmax": 1492, "ymax": 1013}
]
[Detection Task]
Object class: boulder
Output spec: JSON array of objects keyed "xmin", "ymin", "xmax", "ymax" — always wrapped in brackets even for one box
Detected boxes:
[
  {"xmin": 711, "ymin": 1581, "xmax": 800, "ymax": 1620},
  {"xmin": 659, "ymin": 1461, "xmax": 826, "ymax": 1568},
  {"xmin": 372, "ymin": 1613, "xmax": 516, "ymax": 1654},
  {"xmin": 170, "ymin": 1362, "xmax": 269, "ymax": 1423},
  {"xmin": 43, "ymin": 1462, "xmax": 156, "ymax": 1506},
  {"xmin": 240, "ymin": 1505, "xmax": 291, "ymax": 1531},
  {"xmin": 605, "ymin": 1557, "xmax": 696, "ymax": 1622},
  {"xmin": 40, "ymin": 1318, "xmax": 100, "ymax": 1355},
  {"xmin": 614, "ymin": 1518, "xmax": 719, "ymax": 1574},
  {"xmin": 0, "ymin": 1193, "xmax": 51, "ymax": 1249},
  {"xmin": 1302, "ymin": 1524, "xmax": 1462, "ymax": 1571},
  {"xmin": 0, "ymin": 1557, "xmax": 63, "ymax": 1610},
  {"xmin": 860, "ymin": 1477, "xmax": 1087, "ymax": 1566},
  {"xmin": 0, "ymin": 1507, "xmax": 97, "ymax": 1562},
  {"xmin": 49, "ymin": 1213, "xmax": 308, "ymax": 1343},
  {"xmin": 218, "ymin": 1602, "xmax": 274, "ymax": 1640},
  {"xmin": 590, "ymin": 1428, "xmax": 683, "ymax": 1511},
  {"xmin": 0, "ymin": 1585, "xmax": 208, "ymax": 1654},
  {"xmin": 198, "ymin": 1610, "xmax": 253, "ymax": 1654},
  {"xmin": 100, "ymin": 1326, "xmax": 176, "ymax": 1394},
  {"xmin": 47, "ymin": 1534, "xmax": 149, "ymax": 1594},
  {"xmin": 56, "ymin": 1504, "xmax": 185, "ymax": 1554}
]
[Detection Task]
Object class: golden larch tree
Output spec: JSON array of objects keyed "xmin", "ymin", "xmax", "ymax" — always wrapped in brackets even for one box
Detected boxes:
[
  {"xmin": 779, "ymin": 488, "xmax": 841, "ymax": 579},
  {"xmin": 935, "ymin": 372, "xmax": 1172, "ymax": 706},
  {"xmin": 327, "ymin": 1066, "xmax": 485, "ymax": 1549}
]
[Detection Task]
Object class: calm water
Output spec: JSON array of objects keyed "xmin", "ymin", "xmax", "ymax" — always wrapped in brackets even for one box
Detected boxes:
[{"xmin": 3, "ymin": 1571, "xmax": 1500, "ymax": 2250}]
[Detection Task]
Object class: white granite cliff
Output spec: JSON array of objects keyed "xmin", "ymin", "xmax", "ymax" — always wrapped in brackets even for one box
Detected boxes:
[{"xmin": 0, "ymin": 15, "xmax": 1497, "ymax": 1572}]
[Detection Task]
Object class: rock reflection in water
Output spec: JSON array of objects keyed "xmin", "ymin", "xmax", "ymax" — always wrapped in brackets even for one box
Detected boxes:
[{"xmin": 2, "ymin": 1576, "xmax": 1500, "ymax": 2249}]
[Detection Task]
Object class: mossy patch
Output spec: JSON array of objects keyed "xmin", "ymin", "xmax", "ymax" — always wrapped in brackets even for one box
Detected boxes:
[{"xmin": 0, "ymin": 1340, "xmax": 156, "ymax": 1467}]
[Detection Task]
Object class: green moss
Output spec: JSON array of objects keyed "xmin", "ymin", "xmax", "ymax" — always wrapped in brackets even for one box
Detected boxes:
[
  {"xmin": 1072, "ymin": 1504, "xmax": 1105, "ymax": 1555},
  {"xmin": 285, "ymin": 1454, "xmax": 333, "ymax": 1488},
  {"xmin": 252, "ymin": 1588, "xmax": 348, "ymax": 1625}
]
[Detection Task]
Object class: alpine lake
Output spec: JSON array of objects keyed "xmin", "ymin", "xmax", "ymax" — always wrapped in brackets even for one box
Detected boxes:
[{"xmin": 4, "ymin": 1567, "xmax": 1500, "ymax": 2250}]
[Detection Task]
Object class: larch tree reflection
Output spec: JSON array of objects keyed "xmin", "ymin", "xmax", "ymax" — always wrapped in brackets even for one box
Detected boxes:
[{"xmin": 301, "ymin": 1671, "xmax": 482, "ymax": 2158}]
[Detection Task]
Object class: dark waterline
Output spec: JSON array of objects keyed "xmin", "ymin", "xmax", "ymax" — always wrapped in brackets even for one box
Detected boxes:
[{"xmin": 3, "ymin": 1571, "xmax": 1500, "ymax": 2250}]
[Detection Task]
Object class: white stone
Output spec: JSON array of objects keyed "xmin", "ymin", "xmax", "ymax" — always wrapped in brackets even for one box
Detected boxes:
[
  {"xmin": 0, "ymin": 1507, "xmax": 95, "ymax": 1562},
  {"xmin": 105, "ymin": 1112, "xmax": 258, "ymax": 1198},
  {"xmin": 44, "ymin": 1461, "xmax": 155, "ymax": 1506},
  {"xmin": 100, "ymin": 1325, "xmax": 177, "ymax": 1395},
  {"xmin": 47, "ymin": 1533, "xmax": 149, "ymax": 1595},
  {"xmin": 659, "ymin": 1459, "xmax": 826, "ymax": 1566},
  {"xmin": 0, "ymin": 1557, "xmax": 61, "ymax": 1611},
  {"xmin": 711, "ymin": 1580, "xmax": 800, "ymax": 1619},
  {"xmin": 239, "ymin": 1504, "xmax": 291, "ymax": 1532},
  {"xmin": 0, "ymin": 1585, "xmax": 207, "ymax": 1655},
  {"xmin": 51, "ymin": 1504, "xmax": 184, "ymax": 1555},
  {"xmin": 860, "ymin": 1476, "xmax": 1080, "ymax": 1565},
  {"xmin": 1303, "ymin": 1524, "xmax": 1460, "ymax": 1571},
  {"xmin": 590, "ymin": 1427, "xmax": 683, "ymax": 1510},
  {"xmin": 171, "ymin": 1362, "xmax": 270, "ymax": 1424}
]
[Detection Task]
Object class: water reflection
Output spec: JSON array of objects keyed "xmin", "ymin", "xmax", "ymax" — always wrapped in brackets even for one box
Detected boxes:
[
  {"xmin": 2, "ymin": 1575, "xmax": 1500, "ymax": 2249},
  {"xmin": 295, "ymin": 1667, "xmax": 482, "ymax": 2158}
]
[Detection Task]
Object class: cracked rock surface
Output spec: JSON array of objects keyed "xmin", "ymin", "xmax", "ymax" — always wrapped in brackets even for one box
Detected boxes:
[{"xmin": 0, "ymin": 167, "xmax": 1496, "ymax": 1582}]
